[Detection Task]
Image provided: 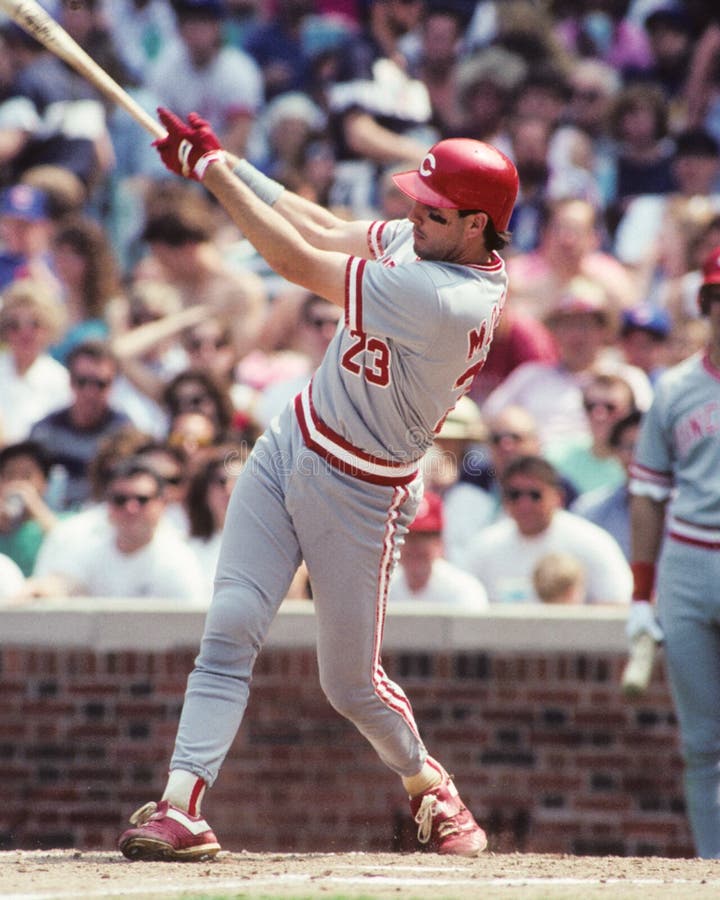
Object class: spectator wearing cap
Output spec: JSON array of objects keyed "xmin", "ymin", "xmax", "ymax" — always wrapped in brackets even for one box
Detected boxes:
[
  {"xmin": 619, "ymin": 303, "xmax": 671, "ymax": 384},
  {"xmin": 388, "ymin": 490, "xmax": 488, "ymax": 608},
  {"xmin": 0, "ymin": 183, "xmax": 58, "ymax": 292},
  {"xmin": 459, "ymin": 455, "xmax": 632, "ymax": 605},
  {"xmin": 483, "ymin": 275, "xmax": 652, "ymax": 450},
  {"xmin": 148, "ymin": 0, "xmax": 263, "ymax": 158},
  {"xmin": 453, "ymin": 46, "xmax": 526, "ymax": 151},
  {"xmin": 252, "ymin": 91, "xmax": 326, "ymax": 190}
]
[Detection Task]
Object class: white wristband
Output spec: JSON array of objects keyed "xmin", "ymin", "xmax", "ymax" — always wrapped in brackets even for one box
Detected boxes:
[{"xmin": 233, "ymin": 159, "xmax": 285, "ymax": 205}]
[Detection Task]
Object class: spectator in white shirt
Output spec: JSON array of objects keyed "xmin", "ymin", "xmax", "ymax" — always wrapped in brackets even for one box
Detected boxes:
[
  {"xmin": 28, "ymin": 457, "xmax": 204, "ymax": 603},
  {"xmin": 459, "ymin": 455, "xmax": 632, "ymax": 605},
  {"xmin": 0, "ymin": 278, "xmax": 70, "ymax": 443},
  {"xmin": 388, "ymin": 490, "xmax": 488, "ymax": 609}
]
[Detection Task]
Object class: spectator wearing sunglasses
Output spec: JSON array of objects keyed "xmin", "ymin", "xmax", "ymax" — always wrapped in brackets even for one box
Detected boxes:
[
  {"xmin": 0, "ymin": 278, "xmax": 71, "ymax": 443},
  {"xmin": 182, "ymin": 319, "xmax": 237, "ymax": 387},
  {"xmin": 458, "ymin": 455, "xmax": 631, "ymax": 605},
  {"xmin": 162, "ymin": 369, "xmax": 236, "ymax": 440},
  {"xmin": 29, "ymin": 457, "xmax": 204, "ymax": 602},
  {"xmin": 28, "ymin": 340, "xmax": 130, "ymax": 510},
  {"xmin": 546, "ymin": 370, "xmax": 637, "ymax": 497},
  {"xmin": 135, "ymin": 440, "xmax": 191, "ymax": 538},
  {"xmin": 459, "ymin": 405, "xmax": 578, "ymax": 528}
]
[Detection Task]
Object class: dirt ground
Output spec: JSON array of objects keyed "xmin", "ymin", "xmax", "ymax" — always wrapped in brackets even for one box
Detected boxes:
[{"xmin": 3, "ymin": 849, "xmax": 720, "ymax": 900}]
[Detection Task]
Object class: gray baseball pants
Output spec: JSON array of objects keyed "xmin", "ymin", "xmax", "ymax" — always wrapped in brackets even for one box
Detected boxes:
[
  {"xmin": 170, "ymin": 406, "xmax": 427, "ymax": 785},
  {"xmin": 657, "ymin": 537, "xmax": 720, "ymax": 858}
]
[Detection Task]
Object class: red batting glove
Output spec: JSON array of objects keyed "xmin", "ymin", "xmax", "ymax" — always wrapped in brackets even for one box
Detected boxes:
[{"xmin": 154, "ymin": 108, "xmax": 226, "ymax": 181}]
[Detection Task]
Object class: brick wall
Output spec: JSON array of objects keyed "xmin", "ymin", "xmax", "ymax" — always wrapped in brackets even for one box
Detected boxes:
[{"xmin": 0, "ymin": 602, "xmax": 693, "ymax": 857}]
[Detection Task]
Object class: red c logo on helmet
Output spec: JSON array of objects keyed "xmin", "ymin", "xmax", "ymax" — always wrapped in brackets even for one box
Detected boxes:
[{"xmin": 419, "ymin": 152, "xmax": 436, "ymax": 178}]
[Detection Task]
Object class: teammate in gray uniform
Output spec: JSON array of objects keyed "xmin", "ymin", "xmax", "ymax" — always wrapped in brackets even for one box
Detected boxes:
[
  {"xmin": 627, "ymin": 245, "xmax": 720, "ymax": 858},
  {"xmin": 118, "ymin": 108, "xmax": 518, "ymax": 861}
]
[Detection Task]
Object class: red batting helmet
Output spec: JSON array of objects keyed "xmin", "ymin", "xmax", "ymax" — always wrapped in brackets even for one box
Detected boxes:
[{"xmin": 393, "ymin": 139, "xmax": 519, "ymax": 232}]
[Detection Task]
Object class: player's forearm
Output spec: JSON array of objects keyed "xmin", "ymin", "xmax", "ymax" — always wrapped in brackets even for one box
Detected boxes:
[
  {"xmin": 273, "ymin": 190, "xmax": 354, "ymax": 247},
  {"xmin": 629, "ymin": 493, "xmax": 666, "ymax": 564},
  {"xmin": 203, "ymin": 162, "xmax": 346, "ymax": 305},
  {"xmin": 225, "ymin": 152, "xmax": 371, "ymax": 254}
]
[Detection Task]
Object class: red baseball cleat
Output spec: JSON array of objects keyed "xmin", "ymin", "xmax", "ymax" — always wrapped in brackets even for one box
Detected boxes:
[
  {"xmin": 410, "ymin": 775, "xmax": 487, "ymax": 856},
  {"xmin": 118, "ymin": 800, "xmax": 221, "ymax": 862}
]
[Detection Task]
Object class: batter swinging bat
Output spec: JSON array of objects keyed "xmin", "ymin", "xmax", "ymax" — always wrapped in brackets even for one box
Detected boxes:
[
  {"xmin": 621, "ymin": 632, "xmax": 657, "ymax": 698},
  {"xmin": 0, "ymin": 0, "xmax": 165, "ymax": 139}
]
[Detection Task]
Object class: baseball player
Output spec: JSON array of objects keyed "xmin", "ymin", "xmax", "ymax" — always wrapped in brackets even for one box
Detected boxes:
[
  {"xmin": 118, "ymin": 109, "xmax": 518, "ymax": 861},
  {"xmin": 627, "ymin": 245, "xmax": 720, "ymax": 858}
]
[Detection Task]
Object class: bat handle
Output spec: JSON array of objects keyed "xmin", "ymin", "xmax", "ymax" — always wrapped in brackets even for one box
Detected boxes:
[{"xmin": 621, "ymin": 632, "xmax": 657, "ymax": 698}]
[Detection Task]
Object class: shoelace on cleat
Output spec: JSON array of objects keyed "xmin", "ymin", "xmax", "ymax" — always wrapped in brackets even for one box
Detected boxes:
[
  {"xmin": 414, "ymin": 794, "xmax": 437, "ymax": 844},
  {"xmin": 128, "ymin": 801, "xmax": 158, "ymax": 826}
]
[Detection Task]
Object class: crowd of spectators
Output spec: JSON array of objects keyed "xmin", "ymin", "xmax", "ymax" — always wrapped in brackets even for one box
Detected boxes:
[{"xmin": 0, "ymin": 0, "xmax": 719, "ymax": 607}]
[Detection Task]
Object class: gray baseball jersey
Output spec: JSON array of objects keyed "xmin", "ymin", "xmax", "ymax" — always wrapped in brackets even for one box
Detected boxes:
[
  {"xmin": 630, "ymin": 349, "xmax": 720, "ymax": 542},
  {"xmin": 300, "ymin": 219, "xmax": 508, "ymax": 474},
  {"xmin": 629, "ymin": 348, "xmax": 720, "ymax": 856},
  {"xmin": 170, "ymin": 220, "xmax": 508, "ymax": 787}
]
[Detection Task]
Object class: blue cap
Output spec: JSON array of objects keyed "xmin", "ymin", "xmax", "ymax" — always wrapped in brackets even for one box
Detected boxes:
[
  {"xmin": 0, "ymin": 184, "xmax": 48, "ymax": 221},
  {"xmin": 621, "ymin": 304, "xmax": 671, "ymax": 339}
]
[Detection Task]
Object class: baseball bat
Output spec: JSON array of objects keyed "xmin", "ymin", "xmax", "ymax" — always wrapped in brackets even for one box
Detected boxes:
[
  {"xmin": 621, "ymin": 632, "xmax": 657, "ymax": 698},
  {"xmin": 0, "ymin": 0, "xmax": 165, "ymax": 139}
]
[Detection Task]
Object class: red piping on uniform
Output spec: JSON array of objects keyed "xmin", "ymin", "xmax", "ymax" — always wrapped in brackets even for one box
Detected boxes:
[
  {"xmin": 187, "ymin": 777, "xmax": 205, "ymax": 817},
  {"xmin": 371, "ymin": 484, "xmax": 421, "ymax": 737},
  {"xmin": 669, "ymin": 531, "xmax": 720, "ymax": 550},
  {"xmin": 294, "ymin": 388, "xmax": 419, "ymax": 486}
]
